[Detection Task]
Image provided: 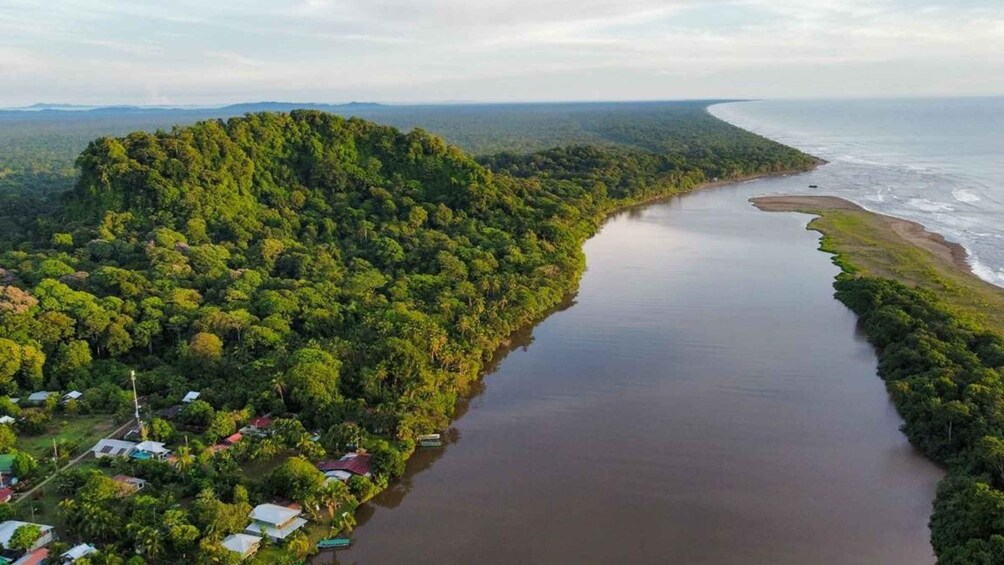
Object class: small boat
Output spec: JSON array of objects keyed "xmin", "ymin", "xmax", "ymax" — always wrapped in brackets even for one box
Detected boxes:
[
  {"xmin": 317, "ymin": 538, "xmax": 352, "ymax": 550},
  {"xmin": 416, "ymin": 433, "xmax": 441, "ymax": 442},
  {"xmin": 808, "ymin": 184, "xmax": 819, "ymax": 188},
  {"xmin": 419, "ymin": 439, "xmax": 444, "ymax": 448}
]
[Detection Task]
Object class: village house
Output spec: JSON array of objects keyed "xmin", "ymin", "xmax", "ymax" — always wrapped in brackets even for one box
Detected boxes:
[
  {"xmin": 60, "ymin": 391, "xmax": 82, "ymax": 405},
  {"xmin": 0, "ymin": 521, "xmax": 55, "ymax": 552},
  {"xmin": 12, "ymin": 547, "xmax": 48, "ymax": 565},
  {"xmin": 24, "ymin": 392, "xmax": 53, "ymax": 405},
  {"xmin": 181, "ymin": 391, "xmax": 200, "ymax": 403},
  {"xmin": 131, "ymin": 441, "xmax": 170, "ymax": 461},
  {"xmin": 89, "ymin": 439, "xmax": 137, "ymax": 459},
  {"xmin": 241, "ymin": 416, "xmax": 273, "ymax": 437},
  {"xmin": 244, "ymin": 504, "xmax": 307, "ymax": 542},
  {"xmin": 317, "ymin": 452, "xmax": 371, "ymax": 482},
  {"xmin": 221, "ymin": 533, "xmax": 262, "ymax": 560},
  {"xmin": 60, "ymin": 543, "xmax": 96, "ymax": 563},
  {"xmin": 158, "ymin": 405, "xmax": 183, "ymax": 420}
]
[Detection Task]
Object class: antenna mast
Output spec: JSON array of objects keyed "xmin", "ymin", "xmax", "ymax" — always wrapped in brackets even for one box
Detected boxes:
[{"xmin": 131, "ymin": 370, "xmax": 145, "ymax": 439}]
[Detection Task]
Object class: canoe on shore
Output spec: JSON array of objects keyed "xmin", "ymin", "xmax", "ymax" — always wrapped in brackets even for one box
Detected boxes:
[{"xmin": 317, "ymin": 538, "xmax": 352, "ymax": 550}]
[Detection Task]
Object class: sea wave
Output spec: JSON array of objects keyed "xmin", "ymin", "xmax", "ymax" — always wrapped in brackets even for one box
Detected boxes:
[
  {"xmin": 952, "ymin": 188, "xmax": 982, "ymax": 203},
  {"xmin": 906, "ymin": 198, "xmax": 954, "ymax": 213},
  {"xmin": 712, "ymin": 99, "xmax": 1004, "ymax": 290},
  {"xmin": 971, "ymin": 257, "xmax": 1004, "ymax": 287}
]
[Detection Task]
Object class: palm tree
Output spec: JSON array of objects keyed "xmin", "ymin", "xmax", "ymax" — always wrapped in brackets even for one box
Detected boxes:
[
  {"xmin": 129, "ymin": 524, "xmax": 165, "ymax": 560},
  {"xmin": 254, "ymin": 437, "xmax": 281, "ymax": 460},
  {"xmin": 57, "ymin": 498, "xmax": 80, "ymax": 532},
  {"xmin": 317, "ymin": 481, "xmax": 349, "ymax": 520},
  {"xmin": 175, "ymin": 445, "xmax": 195, "ymax": 473},
  {"xmin": 81, "ymin": 503, "xmax": 118, "ymax": 541},
  {"xmin": 271, "ymin": 376, "xmax": 286, "ymax": 404}
]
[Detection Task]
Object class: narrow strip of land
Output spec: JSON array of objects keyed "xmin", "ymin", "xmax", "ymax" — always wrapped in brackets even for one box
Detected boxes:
[{"xmin": 752, "ymin": 194, "xmax": 1004, "ymax": 333}]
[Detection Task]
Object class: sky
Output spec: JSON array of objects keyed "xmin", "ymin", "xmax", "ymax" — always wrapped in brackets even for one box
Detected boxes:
[{"xmin": 1, "ymin": 0, "xmax": 1002, "ymax": 106}]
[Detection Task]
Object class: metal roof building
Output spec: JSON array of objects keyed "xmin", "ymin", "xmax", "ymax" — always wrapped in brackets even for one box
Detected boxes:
[
  {"xmin": 89, "ymin": 439, "xmax": 137, "ymax": 459},
  {"xmin": 221, "ymin": 533, "xmax": 261, "ymax": 559},
  {"xmin": 244, "ymin": 504, "xmax": 307, "ymax": 542}
]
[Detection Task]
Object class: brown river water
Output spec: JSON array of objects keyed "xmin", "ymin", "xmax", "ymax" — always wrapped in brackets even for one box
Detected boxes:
[{"xmin": 321, "ymin": 176, "xmax": 943, "ymax": 565}]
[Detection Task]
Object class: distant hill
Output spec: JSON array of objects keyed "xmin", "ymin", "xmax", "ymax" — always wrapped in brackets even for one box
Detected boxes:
[{"xmin": 0, "ymin": 101, "xmax": 385, "ymax": 115}]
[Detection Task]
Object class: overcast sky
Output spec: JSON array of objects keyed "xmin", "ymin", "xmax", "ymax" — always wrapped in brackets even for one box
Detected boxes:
[{"xmin": 1, "ymin": 0, "xmax": 1002, "ymax": 106}]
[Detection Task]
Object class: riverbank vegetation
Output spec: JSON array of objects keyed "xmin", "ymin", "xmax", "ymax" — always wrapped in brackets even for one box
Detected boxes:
[
  {"xmin": 757, "ymin": 197, "xmax": 1004, "ymax": 565},
  {"xmin": 0, "ymin": 106, "xmax": 814, "ymax": 561}
]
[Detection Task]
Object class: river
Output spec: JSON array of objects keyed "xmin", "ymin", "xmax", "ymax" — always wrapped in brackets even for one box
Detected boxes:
[{"xmin": 322, "ymin": 178, "xmax": 943, "ymax": 564}]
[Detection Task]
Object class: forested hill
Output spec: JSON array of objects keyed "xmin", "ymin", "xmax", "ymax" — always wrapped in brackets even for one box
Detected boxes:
[
  {"xmin": 1, "ymin": 107, "xmax": 816, "ymax": 441},
  {"xmin": 0, "ymin": 109, "xmax": 814, "ymax": 562},
  {"xmin": 0, "ymin": 101, "xmax": 801, "ymax": 199}
]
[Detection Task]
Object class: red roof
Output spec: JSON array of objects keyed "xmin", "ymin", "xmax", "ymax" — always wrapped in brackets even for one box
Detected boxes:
[
  {"xmin": 317, "ymin": 453, "xmax": 371, "ymax": 476},
  {"xmin": 315, "ymin": 460, "xmax": 340, "ymax": 472},
  {"xmin": 18, "ymin": 548, "xmax": 48, "ymax": 565},
  {"xmin": 250, "ymin": 416, "xmax": 272, "ymax": 428},
  {"xmin": 271, "ymin": 498, "xmax": 301, "ymax": 510},
  {"xmin": 225, "ymin": 432, "xmax": 243, "ymax": 444},
  {"xmin": 0, "ymin": 487, "xmax": 12, "ymax": 502}
]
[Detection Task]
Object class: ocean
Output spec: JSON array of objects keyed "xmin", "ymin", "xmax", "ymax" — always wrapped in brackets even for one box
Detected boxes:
[{"xmin": 710, "ymin": 97, "xmax": 1004, "ymax": 287}]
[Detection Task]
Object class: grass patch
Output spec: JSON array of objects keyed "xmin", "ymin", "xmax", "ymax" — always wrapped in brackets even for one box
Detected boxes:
[
  {"xmin": 754, "ymin": 196, "xmax": 1004, "ymax": 334},
  {"xmin": 238, "ymin": 449, "xmax": 296, "ymax": 480},
  {"xmin": 15, "ymin": 461, "xmax": 101, "ymax": 529},
  {"xmin": 804, "ymin": 209, "xmax": 1004, "ymax": 333},
  {"xmin": 17, "ymin": 414, "xmax": 117, "ymax": 460}
]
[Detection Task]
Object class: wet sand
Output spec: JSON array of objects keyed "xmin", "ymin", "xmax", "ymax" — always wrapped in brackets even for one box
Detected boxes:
[{"xmin": 752, "ymin": 195, "xmax": 971, "ymax": 273}]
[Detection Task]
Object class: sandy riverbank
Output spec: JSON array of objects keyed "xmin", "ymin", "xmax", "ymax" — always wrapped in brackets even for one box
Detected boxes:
[
  {"xmin": 752, "ymin": 194, "xmax": 1004, "ymax": 334},
  {"xmin": 752, "ymin": 195, "xmax": 971, "ymax": 275}
]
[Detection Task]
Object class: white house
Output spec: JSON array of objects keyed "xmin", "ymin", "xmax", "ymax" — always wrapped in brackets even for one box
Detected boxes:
[
  {"xmin": 221, "ymin": 533, "xmax": 262, "ymax": 560},
  {"xmin": 182, "ymin": 391, "xmax": 200, "ymax": 403},
  {"xmin": 0, "ymin": 520, "xmax": 55, "ymax": 551},
  {"xmin": 90, "ymin": 439, "xmax": 137, "ymax": 459},
  {"xmin": 0, "ymin": 416, "xmax": 14, "ymax": 425},
  {"xmin": 61, "ymin": 391, "xmax": 83, "ymax": 404},
  {"xmin": 244, "ymin": 504, "xmax": 307, "ymax": 542},
  {"xmin": 61, "ymin": 543, "xmax": 97, "ymax": 562},
  {"xmin": 132, "ymin": 441, "xmax": 170, "ymax": 460},
  {"xmin": 25, "ymin": 392, "xmax": 53, "ymax": 404}
]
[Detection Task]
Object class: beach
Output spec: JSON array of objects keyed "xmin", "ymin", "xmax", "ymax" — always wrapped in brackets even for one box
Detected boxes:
[{"xmin": 752, "ymin": 194, "xmax": 1004, "ymax": 334}]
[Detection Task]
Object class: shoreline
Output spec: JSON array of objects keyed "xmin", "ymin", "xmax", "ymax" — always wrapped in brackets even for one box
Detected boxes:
[
  {"xmin": 751, "ymin": 193, "xmax": 1004, "ymax": 335},
  {"xmin": 751, "ymin": 195, "xmax": 972, "ymax": 275},
  {"xmin": 603, "ymin": 166, "xmax": 819, "ymax": 222},
  {"xmin": 320, "ymin": 166, "xmax": 820, "ymax": 559},
  {"xmin": 329, "ymin": 168, "xmax": 943, "ymax": 565},
  {"xmin": 710, "ymin": 101, "xmax": 1000, "ymax": 291}
]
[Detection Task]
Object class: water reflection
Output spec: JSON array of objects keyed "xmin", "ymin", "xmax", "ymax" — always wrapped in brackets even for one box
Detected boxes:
[
  {"xmin": 321, "ymin": 182, "xmax": 941, "ymax": 565},
  {"xmin": 316, "ymin": 296, "xmax": 579, "ymax": 564}
]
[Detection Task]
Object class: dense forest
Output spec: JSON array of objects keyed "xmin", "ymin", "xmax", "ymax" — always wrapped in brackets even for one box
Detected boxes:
[
  {"xmin": 0, "ymin": 106, "xmax": 815, "ymax": 562},
  {"xmin": 835, "ymin": 276, "xmax": 1004, "ymax": 564}
]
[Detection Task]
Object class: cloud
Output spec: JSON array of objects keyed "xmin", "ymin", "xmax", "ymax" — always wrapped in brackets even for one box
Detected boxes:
[
  {"xmin": 0, "ymin": 47, "xmax": 49, "ymax": 76},
  {"xmin": 0, "ymin": 0, "xmax": 1002, "ymax": 105}
]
